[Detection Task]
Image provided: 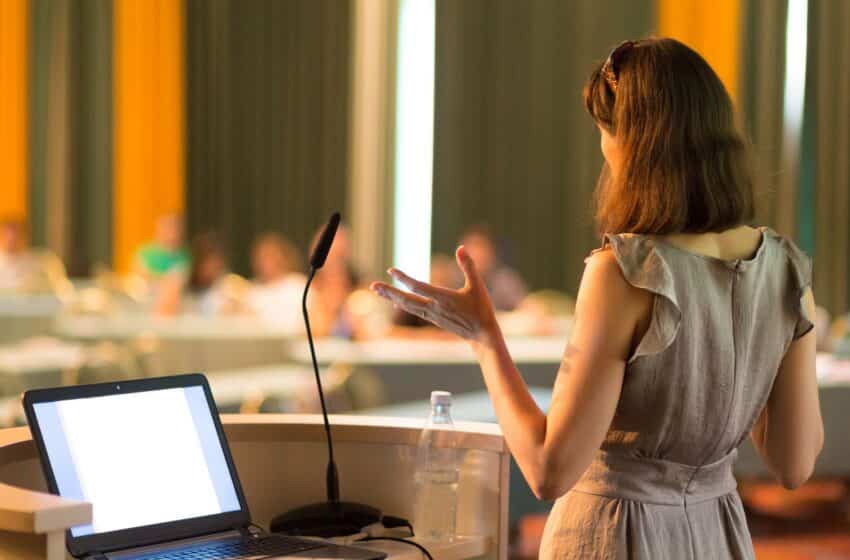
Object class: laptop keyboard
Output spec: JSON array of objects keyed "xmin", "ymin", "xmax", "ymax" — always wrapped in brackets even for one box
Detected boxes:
[{"xmin": 131, "ymin": 535, "xmax": 325, "ymax": 559}]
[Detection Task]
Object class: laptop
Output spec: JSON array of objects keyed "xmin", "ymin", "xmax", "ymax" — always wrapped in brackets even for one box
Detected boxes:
[{"xmin": 23, "ymin": 374, "xmax": 385, "ymax": 560}]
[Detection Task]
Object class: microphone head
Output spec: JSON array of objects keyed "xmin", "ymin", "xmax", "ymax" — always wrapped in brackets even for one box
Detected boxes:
[{"xmin": 309, "ymin": 212, "xmax": 341, "ymax": 270}]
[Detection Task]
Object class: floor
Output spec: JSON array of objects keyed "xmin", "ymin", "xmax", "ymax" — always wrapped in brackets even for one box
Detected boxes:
[{"xmin": 511, "ymin": 481, "xmax": 850, "ymax": 559}]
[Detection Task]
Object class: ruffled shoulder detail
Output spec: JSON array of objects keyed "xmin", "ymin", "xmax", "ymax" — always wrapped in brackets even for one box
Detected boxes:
[
  {"xmin": 762, "ymin": 228, "xmax": 814, "ymax": 339},
  {"xmin": 593, "ymin": 233, "xmax": 682, "ymax": 362}
]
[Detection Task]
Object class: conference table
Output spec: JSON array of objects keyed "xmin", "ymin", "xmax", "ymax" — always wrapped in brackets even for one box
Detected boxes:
[
  {"xmin": 53, "ymin": 313, "xmax": 296, "ymax": 375},
  {"xmin": 288, "ymin": 336, "xmax": 566, "ymax": 404},
  {"xmin": 0, "ymin": 363, "xmax": 323, "ymax": 428},
  {"xmin": 5, "ymin": 308, "xmax": 850, "ymax": 480},
  {"xmin": 0, "ymin": 339, "xmax": 85, "ymax": 399},
  {"xmin": 0, "ymin": 294, "xmax": 63, "ymax": 343}
]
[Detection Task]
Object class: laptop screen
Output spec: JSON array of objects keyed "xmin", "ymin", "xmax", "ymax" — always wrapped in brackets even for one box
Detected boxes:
[{"xmin": 32, "ymin": 385, "xmax": 242, "ymax": 537}]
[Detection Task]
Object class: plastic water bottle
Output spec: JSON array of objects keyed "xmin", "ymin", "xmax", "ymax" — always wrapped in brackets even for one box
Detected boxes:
[{"xmin": 413, "ymin": 391, "xmax": 459, "ymax": 542}]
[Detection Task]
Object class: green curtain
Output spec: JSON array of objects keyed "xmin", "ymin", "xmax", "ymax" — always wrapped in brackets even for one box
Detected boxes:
[
  {"xmin": 432, "ymin": 0, "xmax": 655, "ymax": 295},
  {"xmin": 805, "ymin": 0, "xmax": 850, "ymax": 315},
  {"xmin": 28, "ymin": 0, "xmax": 52, "ymax": 250},
  {"xmin": 185, "ymin": 0, "xmax": 352, "ymax": 276},
  {"xmin": 738, "ymin": 0, "xmax": 790, "ymax": 237},
  {"xmin": 68, "ymin": 0, "xmax": 113, "ymax": 275},
  {"xmin": 29, "ymin": 0, "xmax": 113, "ymax": 275}
]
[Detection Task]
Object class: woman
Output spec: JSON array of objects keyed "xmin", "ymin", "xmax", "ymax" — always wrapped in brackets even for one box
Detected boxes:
[
  {"xmin": 457, "ymin": 225, "xmax": 528, "ymax": 312},
  {"xmin": 371, "ymin": 38, "xmax": 822, "ymax": 558},
  {"xmin": 247, "ymin": 232, "xmax": 306, "ymax": 332},
  {"xmin": 187, "ymin": 232, "xmax": 229, "ymax": 315},
  {"xmin": 307, "ymin": 224, "xmax": 360, "ymax": 338},
  {"xmin": 0, "ymin": 217, "xmax": 38, "ymax": 292}
]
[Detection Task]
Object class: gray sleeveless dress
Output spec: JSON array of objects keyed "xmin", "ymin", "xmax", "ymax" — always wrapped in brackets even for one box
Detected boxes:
[{"xmin": 539, "ymin": 227, "xmax": 813, "ymax": 559}]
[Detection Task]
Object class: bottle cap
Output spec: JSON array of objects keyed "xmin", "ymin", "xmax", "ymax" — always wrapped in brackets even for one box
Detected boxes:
[{"xmin": 430, "ymin": 391, "xmax": 452, "ymax": 406}]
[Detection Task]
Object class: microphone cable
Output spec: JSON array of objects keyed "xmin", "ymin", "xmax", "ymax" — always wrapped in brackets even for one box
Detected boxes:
[{"xmin": 359, "ymin": 537, "xmax": 434, "ymax": 560}]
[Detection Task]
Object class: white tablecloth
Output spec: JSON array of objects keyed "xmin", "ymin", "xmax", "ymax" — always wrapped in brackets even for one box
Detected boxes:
[
  {"xmin": 55, "ymin": 314, "xmax": 297, "ymax": 375},
  {"xmin": 0, "ymin": 294, "xmax": 62, "ymax": 342}
]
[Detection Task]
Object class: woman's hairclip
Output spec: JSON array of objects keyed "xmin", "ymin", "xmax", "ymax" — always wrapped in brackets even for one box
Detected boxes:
[{"xmin": 601, "ymin": 40, "xmax": 637, "ymax": 93}]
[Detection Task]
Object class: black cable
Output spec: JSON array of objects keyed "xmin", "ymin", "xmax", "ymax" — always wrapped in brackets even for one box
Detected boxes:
[
  {"xmin": 360, "ymin": 537, "xmax": 434, "ymax": 560},
  {"xmin": 381, "ymin": 515, "xmax": 414, "ymax": 534}
]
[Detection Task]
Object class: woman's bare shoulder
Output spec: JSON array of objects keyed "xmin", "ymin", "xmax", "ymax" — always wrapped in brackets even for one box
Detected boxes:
[{"xmin": 583, "ymin": 248, "xmax": 654, "ymax": 308}]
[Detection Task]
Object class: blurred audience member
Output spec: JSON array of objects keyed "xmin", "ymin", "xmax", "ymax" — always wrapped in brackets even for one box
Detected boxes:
[
  {"xmin": 504, "ymin": 290, "xmax": 576, "ymax": 337},
  {"xmin": 429, "ymin": 253, "xmax": 457, "ymax": 289},
  {"xmin": 0, "ymin": 217, "xmax": 38, "ymax": 292},
  {"xmin": 188, "ymin": 232, "xmax": 230, "ymax": 315},
  {"xmin": 247, "ymin": 233, "xmax": 305, "ymax": 331},
  {"xmin": 135, "ymin": 214, "xmax": 190, "ymax": 279},
  {"xmin": 151, "ymin": 273, "xmax": 184, "ymax": 316},
  {"xmin": 389, "ymin": 253, "xmax": 462, "ymax": 339},
  {"xmin": 459, "ymin": 225, "xmax": 528, "ymax": 311},
  {"xmin": 308, "ymin": 224, "xmax": 360, "ymax": 338}
]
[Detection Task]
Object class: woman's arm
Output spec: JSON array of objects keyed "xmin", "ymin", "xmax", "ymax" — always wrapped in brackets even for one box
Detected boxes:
[
  {"xmin": 372, "ymin": 246, "xmax": 651, "ymax": 500},
  {"xmin": 750, "ymin": 288, "xmax": 823, "ymax": 489}
]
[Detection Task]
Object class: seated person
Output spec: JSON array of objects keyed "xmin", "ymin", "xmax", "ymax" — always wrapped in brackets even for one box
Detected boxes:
[
  {"xmin": 456, "ymin": 225, "xmax": 529, "ymax": 311},
  {"xmin": 134, "ymin": 214, "xmax": 191, "ymax": 280},
  {"xmin": 0, "ymin": 217, "xmax": 39, "ymax": 292},
  {"xmin": 307, "ymin": 224, "xmax": 361, "ymax": 338},
  {"xmin": 187, "ymin": 232, "xmax": 230, "ymax": 315},
  {"xmin": 246, "ymin": 232, "xmax": 305, "ymax": 332},
  {"xmin": 389, "ymin": 253, "xmax": 460, "ymax": 339}
]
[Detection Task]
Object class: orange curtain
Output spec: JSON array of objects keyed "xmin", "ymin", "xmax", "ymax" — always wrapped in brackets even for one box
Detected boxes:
[
  {"xmin": 657, "ymin": 0, "xmax": 741, "ymax": 104},
  {"xmin": 113, "ymin": 0, "xmax": 185, "ymax": 273},
  {"xmin": 0, "ymin": 0, "xmax": 29, "ymax": 221}
]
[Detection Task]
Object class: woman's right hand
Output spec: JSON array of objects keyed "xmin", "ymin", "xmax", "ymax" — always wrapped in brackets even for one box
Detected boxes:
[{"xmin": 370, "ymin": 246, "xmax": 500, "ymax": 346}]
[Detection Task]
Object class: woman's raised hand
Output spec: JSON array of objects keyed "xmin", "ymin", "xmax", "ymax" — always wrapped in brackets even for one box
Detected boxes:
[{"xmin": 370, "ymin": 246, "xmax": 499, "ymax": 344}]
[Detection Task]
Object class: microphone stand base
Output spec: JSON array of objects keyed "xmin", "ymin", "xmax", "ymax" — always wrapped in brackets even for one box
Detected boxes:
[{"xmin": 270, "ymin": 501, "xmax": 383, "ymax": 538}]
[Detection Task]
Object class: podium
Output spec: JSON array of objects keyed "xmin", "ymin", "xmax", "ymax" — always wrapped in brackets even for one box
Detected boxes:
[{"xmin": 0, "ymin": 414, "xmax": 509, "ymax": 559}]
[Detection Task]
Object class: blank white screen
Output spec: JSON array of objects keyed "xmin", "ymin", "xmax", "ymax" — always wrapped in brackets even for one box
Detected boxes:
[{"xmin": 36, "ymin": 387, "xmax": 240, "ymax": 536}]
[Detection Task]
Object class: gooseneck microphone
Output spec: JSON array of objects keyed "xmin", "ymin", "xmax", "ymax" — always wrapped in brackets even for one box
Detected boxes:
[
  {"xmin": 304, "ymin": 212, "xmax": 341, "ymax": 504},
  {"xmin": 309, "ymin": 212, "xmax": 340, "ymax": 269},
  {"xmin": 270, "ymin": 213, "xmax": 382, "ymax": 537}
]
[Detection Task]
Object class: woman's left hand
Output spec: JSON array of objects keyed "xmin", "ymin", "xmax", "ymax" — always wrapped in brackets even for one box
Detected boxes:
[{"xmin": 370, "ymin": 246, "xmax": 499, "ymax": 344}]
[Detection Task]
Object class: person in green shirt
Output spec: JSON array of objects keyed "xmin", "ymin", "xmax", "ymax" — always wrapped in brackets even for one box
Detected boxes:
[{"xmin": 135, "ymin": 214, "xmax": 191, "ymax": 279}]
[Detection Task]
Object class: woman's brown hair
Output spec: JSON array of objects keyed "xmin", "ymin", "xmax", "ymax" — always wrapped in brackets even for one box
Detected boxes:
[{"xmin": 584, "ymin": 37, "xmax": 754, "ymax": 235}]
